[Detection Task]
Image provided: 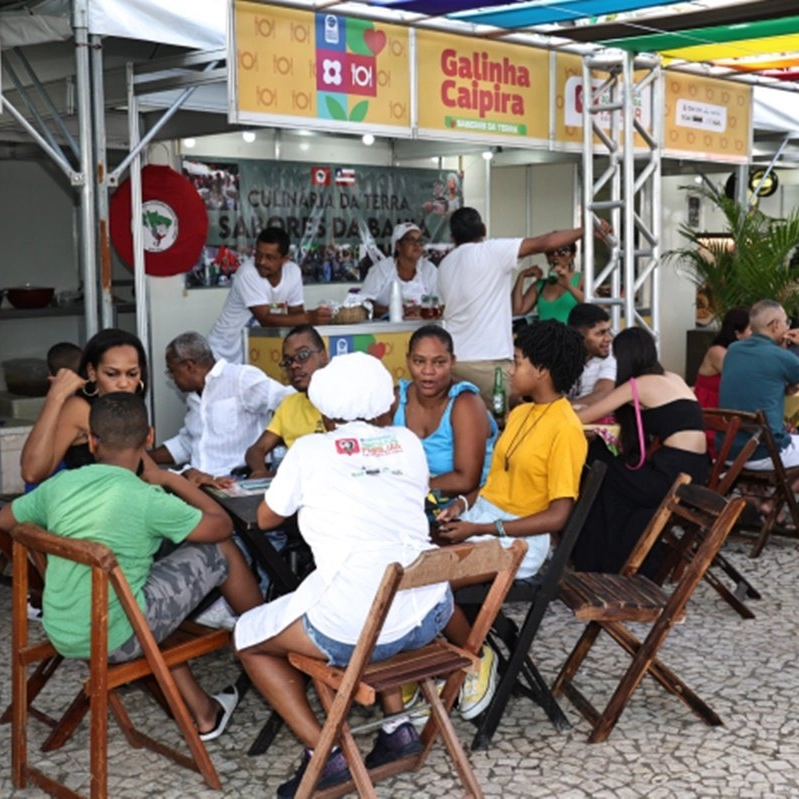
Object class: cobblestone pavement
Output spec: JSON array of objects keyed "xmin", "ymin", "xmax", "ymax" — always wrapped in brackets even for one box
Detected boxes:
[{"xmin": 2, "ymin": 534, "xmax": 799, "ymax": 798}]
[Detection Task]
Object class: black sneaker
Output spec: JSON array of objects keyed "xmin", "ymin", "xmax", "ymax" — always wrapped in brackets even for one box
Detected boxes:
[
  {"xmin": 277, "ymin": 747, "xmax": 351, "ymax": 798},
  {"xmin": 365, "ymin": 721, "xmax": 424, "ymax": 769}
]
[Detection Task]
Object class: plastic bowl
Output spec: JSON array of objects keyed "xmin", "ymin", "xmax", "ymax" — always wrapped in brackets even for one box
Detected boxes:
[{"xmin": 6, "ymin": 286, "xmax": 55, "ymax": 310}]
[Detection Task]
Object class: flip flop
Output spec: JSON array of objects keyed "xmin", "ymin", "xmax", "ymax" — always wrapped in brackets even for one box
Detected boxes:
[{"xmin": 199, "ymin": 684, "xmax": 239, "ymax": 742}]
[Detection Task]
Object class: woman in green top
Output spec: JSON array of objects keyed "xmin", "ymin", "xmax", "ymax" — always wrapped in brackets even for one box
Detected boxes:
[{"xmin": 512, "ymin": 242, "xmax": 584, "ymax": 323}]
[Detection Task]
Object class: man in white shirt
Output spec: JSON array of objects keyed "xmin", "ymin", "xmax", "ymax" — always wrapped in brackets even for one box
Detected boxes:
[
  {"xmin": 567, "ymin": 303, "xmax": 616, "ymax": 406},
  {"xmin": 150, "ymin": 331, "xmax": 293, "ymax": 486},
  {"xmin": 207, "ymin": 227, "xmax": 332, "ymax": 364},
  {"xmin": 437, "ymin": 207, "xmax": 596, "ymax": 406},
  {"xmin": 360, "ymin": 223, "xmax": 439, "ymax": 317}
]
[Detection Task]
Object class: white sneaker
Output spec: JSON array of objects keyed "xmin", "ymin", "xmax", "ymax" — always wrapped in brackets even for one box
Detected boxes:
[
  {"xmin": 458, "ymin": 643, "xmax": 498, "ymax": 720},
  {"xmin": 194, "ymin": 597, "xmax": 237, "ymax": 631}
]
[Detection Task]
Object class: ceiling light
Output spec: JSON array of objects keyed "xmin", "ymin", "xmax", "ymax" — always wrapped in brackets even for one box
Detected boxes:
[
  {"xmin": 242, "ymin": 131, "xmax": 256, "ymax": 144},
  {"xmin": 299, "ymin": 142, "xmax": 310, "ymax": 151},
  {"xmin": 183, "ymin": 138, "xmax": 196, "ymax": 149},
  {"xmin": 362, "ymin": 133, "xmax": 375, "ymax": 146},
  {"xmin": 482, "ymin": 149, "xmax": 494, "ymax": 161}
]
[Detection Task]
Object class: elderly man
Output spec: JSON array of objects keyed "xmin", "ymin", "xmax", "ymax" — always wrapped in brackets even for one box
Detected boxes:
[
  {"xmin": 719, "ymin": 299, "xmax": 799, "ymax": 473},
  {"xmin": 567, "ymin": 303, "xmax": 616, "ymax": 407},
  {"xmin": 245, "ymin": 325, "xmax": 328, "ymax": 476},
  {"xmin": 208, "ymin": 227, "xmax": 332, "ymax": 364},
  {"xmin": 150, "ymin": 331, "xmax": 292, "ymax": 486},
  {"xmin": 437, "ymin": 207, "xmax": 608, "ymax": 406}
]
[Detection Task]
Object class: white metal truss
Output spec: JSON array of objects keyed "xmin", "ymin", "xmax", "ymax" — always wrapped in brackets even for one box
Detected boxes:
[{"xmin": 581, "ymin": 50, "xmax": 663, "ymax": 342}]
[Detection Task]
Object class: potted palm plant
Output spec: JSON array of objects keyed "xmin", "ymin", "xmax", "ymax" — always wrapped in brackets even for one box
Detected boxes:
[{"xmin": 666, "ymin": 184, "xmax": 799, "ymax": 323}]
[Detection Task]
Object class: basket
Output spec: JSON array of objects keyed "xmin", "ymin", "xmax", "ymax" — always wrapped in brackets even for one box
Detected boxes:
[{"xmin": 332, "ymin": 305, "xmax": 368, "ymax": 324}]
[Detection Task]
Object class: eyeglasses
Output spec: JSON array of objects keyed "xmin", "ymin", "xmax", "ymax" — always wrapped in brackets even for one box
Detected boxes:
[
  {"xmin": 401, "ymin": 236, "xmax": 424, "ymax": 245},
  {"xmin": 546, "ymin": 247, "xmax": 573, "ymax": 258},
  {"xmin": 279, "ymin": 347, "xmax": 323, "ymax": 370}
]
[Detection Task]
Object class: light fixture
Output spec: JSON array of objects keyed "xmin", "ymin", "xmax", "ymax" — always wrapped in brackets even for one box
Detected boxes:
[
  {"xmin": 242, "ymin": 130, "xmax": 256, "ymax": 144},
  {"xmin": 482, "ymin": 149, "xmax": 494, "ymax": 161},
  {"xmin": 362, "ymin": 133, "xmax": 375, "ymax": 146},
  {"xmin": 299, "ymin": 141, "xmax": 310, "ymax": 151},
  {"xmin": 694, "ymin": 176, "xmax": 703, "ymax": 184},
  {"xmin": 183, "ymin": 137, "xmax": 196, "ymax": 149}
]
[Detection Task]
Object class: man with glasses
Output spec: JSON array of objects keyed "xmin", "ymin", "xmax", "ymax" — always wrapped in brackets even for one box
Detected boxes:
[
  {"xmin": 567, "ymin": 303, "xmax": 616, "ymax": 407},
  {"xmin": 720, "ymin": 299, "xmax": 799, "ymax": 471},
  {"xmin": 246, "ymin": 325, "xmax": 329, "ymax": 476},
  {"xmin": 360, "ymin": 223, "xmax": 439, "ymax": 318},
  {"xmin": 150, "ymin": 331, "xmax": 292, "ymax": 487},
  {"xmin": 208, "ymin": 226, "xmax": 333, "ymax": 364},
  {"xmin": 438, "ymin": 207, "xmax": 606, "ymax": 407}
]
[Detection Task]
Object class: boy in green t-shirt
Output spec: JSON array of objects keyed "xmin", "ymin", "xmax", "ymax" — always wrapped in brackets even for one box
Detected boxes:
[{"xmin": 0, "ymin": 392, "xmax": 262, "ymax": 742}]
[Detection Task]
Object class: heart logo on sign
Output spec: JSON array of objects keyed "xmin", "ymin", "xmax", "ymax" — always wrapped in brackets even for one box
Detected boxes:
[
  {"xmin": 367, "ymin": 342, "xmax": 386, "ymax": 359},
  {"xmin": 364, "ymin": 29, "xmax": 386, "ymax": 56}
]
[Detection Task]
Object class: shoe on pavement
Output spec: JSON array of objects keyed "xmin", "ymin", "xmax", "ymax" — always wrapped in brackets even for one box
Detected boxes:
[
  {"xmin": 277, "ymin": 747, "xmax": 351, "ymax": 798},
  {"xmin": 365, "ymin": 721, "xmax": 424, "ymax": 768},
  {"xmin": 199, "ymin": 684, "xmax": 238, "ymax": 742},
  {"xmin": 458, "ymin": 643, "xmax": 498, "ymax": 721}
]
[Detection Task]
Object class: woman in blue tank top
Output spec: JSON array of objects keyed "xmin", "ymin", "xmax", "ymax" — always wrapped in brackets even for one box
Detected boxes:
[{"xmin": 392, "ymin": 325, "xmax": 497, "ymax": 497}]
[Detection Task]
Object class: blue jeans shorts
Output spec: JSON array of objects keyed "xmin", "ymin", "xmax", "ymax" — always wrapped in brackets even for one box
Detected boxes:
[{"xmin": 302, "ymin": 586, "xmax": 454, "ymax": 668}]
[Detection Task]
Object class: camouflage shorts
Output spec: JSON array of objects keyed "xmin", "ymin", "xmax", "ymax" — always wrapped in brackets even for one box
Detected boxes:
[{"xmin": 108, "ymin": 541, "xmax": 228, "ymax": 663}]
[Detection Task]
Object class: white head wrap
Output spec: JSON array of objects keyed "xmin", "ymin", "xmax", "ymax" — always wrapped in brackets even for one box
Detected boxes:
[
  {"xmin": 308, "ymin": 352, "xmax": 394, "ymax": 421},
  {"xmin": 391, "ymin": 222, "xmax": 422, "ymax": 253}
]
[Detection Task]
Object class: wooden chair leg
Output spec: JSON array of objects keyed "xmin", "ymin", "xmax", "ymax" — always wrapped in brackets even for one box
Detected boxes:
[
  {"xmin": 551, "ymin": 622, "xmax": 602, "ymax": 697},
  {"xmin": 41, "ymin": 691, "xmax": 90, "ymax": 751},
  {"xmin": 0, "ymin": 654, "xmax": 63, "ymax": 725},
  {"xmin": 421, "ymin": 679, "xmax": 484, "ymax": 799}
]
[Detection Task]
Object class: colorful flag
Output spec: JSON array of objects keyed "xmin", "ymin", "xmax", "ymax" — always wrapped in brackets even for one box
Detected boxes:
[
  {"xmin": 311, "ymin": 166, "xmax": 331, "ymax": 186},
  {"xmin": 335, "ymin": 167, "xmax": 356, "ymax": 186}
]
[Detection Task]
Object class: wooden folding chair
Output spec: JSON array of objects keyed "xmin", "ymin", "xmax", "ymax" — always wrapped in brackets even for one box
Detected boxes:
[
  {"xmin": 287, "ymin": 538, "xmax": 527, "ymax": 798},
  {"xmin": 455, "ymin": 460, "xmax": 606, "ymax": 750},
  {"xmin": 715, "ymin": 409, "xmax": 799, "ymax": 557},
  {"xmin": 653, "ymin": 409, "xmax": 763, "ymax": 619},
  {"xmin": 9, "ymin": 522, "xmax": 232, "ymax": 799},
  {"xmin": 552, "ymin": 476, "xmax": 745, "ymax": 743}
]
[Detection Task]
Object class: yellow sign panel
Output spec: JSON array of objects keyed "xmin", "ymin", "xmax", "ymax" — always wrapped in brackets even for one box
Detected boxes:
[
  {"xmin": 664, "ymin": 73, "xmax": 751, "ymax": 163},
  {"xmin": 233, "ymin": 1, "xmax": 411, "ymax": 132},
  {"xmin": 416, "ymin": 30, "xmax": 549, "ymax": 143},
  {"xmin": 554, "ymin": 53, "xmax": 654, "ymax": 150}
]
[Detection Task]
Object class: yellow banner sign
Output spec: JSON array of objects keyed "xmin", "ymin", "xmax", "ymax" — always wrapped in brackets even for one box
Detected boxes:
[
  {"xmin": 664, "ymin": 73, "xmax": 751, "ymax": 163},
  {"xmin": 415, "ymin": 30, "xmax": 549, "ymax": 142},
  {"xmin": 233, "ymin": 1, "xmax": 411, "ymax": 132}
]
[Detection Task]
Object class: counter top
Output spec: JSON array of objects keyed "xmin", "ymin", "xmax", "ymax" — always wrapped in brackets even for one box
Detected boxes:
[{"xmin": 248, "ymin": 320, "xmax": 431, "ymax": 337}]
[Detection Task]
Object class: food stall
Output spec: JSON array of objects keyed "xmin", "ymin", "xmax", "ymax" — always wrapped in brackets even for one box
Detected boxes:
[{"xmin": 247, "ymin": 320, "xmax": 429, "ymax": 384}]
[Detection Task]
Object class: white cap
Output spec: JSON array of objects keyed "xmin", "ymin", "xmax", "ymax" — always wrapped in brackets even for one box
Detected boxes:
[
  {"xmin": 308, "ymin": 352, "xmax": 394, "ymax": 422},
  {"xmin": 391, "ymin": 223, "xmax": 422, "ymax": 253}
]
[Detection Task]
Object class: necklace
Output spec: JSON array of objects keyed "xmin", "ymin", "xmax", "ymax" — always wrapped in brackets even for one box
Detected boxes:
[{"xmin": 503, "ymin": 401, "xmax": 556, "ymax": 471}]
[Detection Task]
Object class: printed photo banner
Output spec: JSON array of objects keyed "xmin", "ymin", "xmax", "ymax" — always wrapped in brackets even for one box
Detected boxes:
[
  {"xmin": 182, "ymin": 157, "xmax": 461, "ymax": 288},
  {"xmin": 415, "ymin": 29, "xmax": 549, "ymax": 144},
  {"xmin": 232, "ymin": 0, "xmax": 411, "ymax": 134},
  {"xmin": 663, "ymin": 73, "xmax": 751, "ymax": 163}
]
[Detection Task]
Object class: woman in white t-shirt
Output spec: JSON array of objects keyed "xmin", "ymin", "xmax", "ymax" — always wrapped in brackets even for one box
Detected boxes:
[
  {"xmin": 235, "ymin": 353, "xmax": 453, "ymax": 795},
  {"xmin": 360, "ymin": 222, "xmax": 438, "ymax": 318}
]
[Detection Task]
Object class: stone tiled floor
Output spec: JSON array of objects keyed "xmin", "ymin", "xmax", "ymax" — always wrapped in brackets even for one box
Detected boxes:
[{"xmin": 2, "ymin": 534, "xmax": 799, "ymax": 797}]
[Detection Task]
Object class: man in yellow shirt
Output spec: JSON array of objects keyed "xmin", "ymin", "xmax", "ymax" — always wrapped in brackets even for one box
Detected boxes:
[{"xmin": 245, "ymin": 325, "xmax": 328, "ymax": 476}]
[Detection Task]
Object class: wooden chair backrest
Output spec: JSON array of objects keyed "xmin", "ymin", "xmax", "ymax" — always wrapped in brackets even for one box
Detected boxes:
[{"xmin": 702, "ymin": 408, "xmax": 764, "ymax": 494}]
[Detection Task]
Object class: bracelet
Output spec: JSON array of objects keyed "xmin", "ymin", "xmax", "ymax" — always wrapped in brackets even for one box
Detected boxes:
[
  {"xmin": 457, "ymin": 494, "xmax": 469, "ymax": 513},
  {"xmin": 494, "ymin": 519, "xmax": 509, "ymax": 540}
]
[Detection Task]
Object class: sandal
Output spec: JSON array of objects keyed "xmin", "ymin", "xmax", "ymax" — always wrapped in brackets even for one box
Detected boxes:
[{"xmin": 199, "ymin": 684, "xmax": 239, "ymax": 742}]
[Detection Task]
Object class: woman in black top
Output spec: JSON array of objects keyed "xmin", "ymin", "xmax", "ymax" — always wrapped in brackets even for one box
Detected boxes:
[{"xmin": 571, "ymin": 327, "xmax": 708, "ymax": 575}]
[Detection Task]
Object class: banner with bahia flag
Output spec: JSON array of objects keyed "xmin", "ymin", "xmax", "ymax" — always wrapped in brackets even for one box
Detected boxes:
[{"xmin": 182, "ymin": 157, "xmax": 462, "ymax": 288}]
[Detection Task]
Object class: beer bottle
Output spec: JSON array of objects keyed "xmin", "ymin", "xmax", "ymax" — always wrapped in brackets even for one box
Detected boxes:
[{"xmin": 491, "ymin": 366, "xmax": 506, "ymax": 423}]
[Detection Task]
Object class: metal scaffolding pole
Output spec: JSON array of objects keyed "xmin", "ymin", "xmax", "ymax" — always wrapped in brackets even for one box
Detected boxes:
[
  {"xmin": 582, "ymin": 50, "xmax": 662, "ymax": 342},
  {"xmin": 73, "ymin": 0, "xmax": 98, "ymax": 337}
]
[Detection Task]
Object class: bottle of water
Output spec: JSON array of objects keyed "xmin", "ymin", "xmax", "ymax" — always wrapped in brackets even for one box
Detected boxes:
[
  {"xmin": 271, "ymin": 445, "xmax": 287, "ymax": 471},
  {"xmin": 389, "ymin": 279, "xmax": 403, "ymax": 322}
]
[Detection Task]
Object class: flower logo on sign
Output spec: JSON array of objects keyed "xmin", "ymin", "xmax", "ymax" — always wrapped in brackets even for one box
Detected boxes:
[
  {"xmin": 322, "ymin": 58, "xmax": 342, "ymax": 87},
  {"xmin": 141, "ymin": 201, "xmax": 179, "ymax": 252}
]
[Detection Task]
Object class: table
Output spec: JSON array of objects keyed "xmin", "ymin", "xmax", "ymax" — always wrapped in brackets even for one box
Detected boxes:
[{"xmin": 204, "ymin": 484, "xmax": 301, "ymax": 596}]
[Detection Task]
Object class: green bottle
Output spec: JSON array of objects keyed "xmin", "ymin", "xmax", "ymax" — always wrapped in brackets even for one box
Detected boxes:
[{"xmin": 491, "ymin": 366, "xmax": 506, "ymax": 422}]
